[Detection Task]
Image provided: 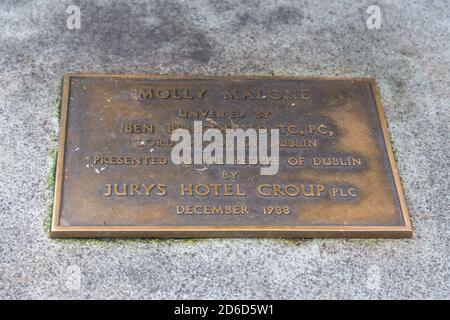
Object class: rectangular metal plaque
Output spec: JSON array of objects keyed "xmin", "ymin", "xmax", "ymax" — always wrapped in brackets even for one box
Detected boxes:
[{"xmin": 51, "ymin": 74, "xmax": 411, "ymax": 238}]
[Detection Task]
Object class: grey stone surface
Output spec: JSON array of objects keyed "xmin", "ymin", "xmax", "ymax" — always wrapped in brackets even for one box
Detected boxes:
[{"xmin": 0, "ymin": 0, "xmax": 449, "ymax": 299}]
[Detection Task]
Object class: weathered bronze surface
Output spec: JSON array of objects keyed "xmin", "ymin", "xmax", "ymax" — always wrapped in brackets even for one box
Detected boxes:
[{"xmin": 51, "ymin": 74, "xmax": 412, "ymax": 238}]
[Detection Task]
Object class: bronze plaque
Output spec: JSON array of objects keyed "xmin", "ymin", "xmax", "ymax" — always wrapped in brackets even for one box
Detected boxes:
[{"xmin": 51, "ymin": 74, "xmax": 411, "ymax": 238}]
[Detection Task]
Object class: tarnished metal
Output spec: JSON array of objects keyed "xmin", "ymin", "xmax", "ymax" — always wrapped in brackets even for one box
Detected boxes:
[{"xmin": 51, "ymin": 74, "xmax": 412, "ymax": 238}]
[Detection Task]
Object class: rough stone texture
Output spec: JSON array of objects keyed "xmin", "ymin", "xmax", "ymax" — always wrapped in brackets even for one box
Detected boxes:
[{"xmin": 0, "ymin": 0, "xmax": 449, "ymax": 299}]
